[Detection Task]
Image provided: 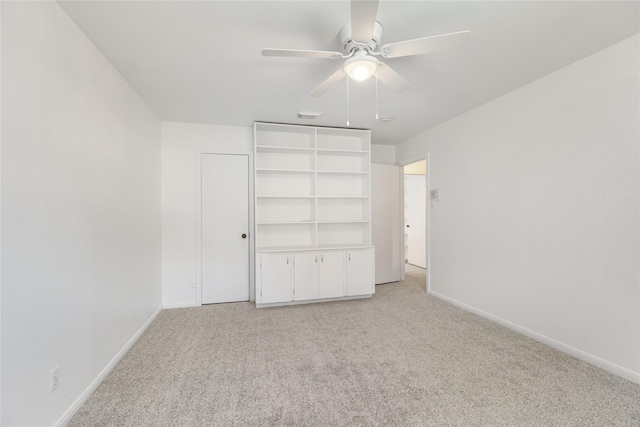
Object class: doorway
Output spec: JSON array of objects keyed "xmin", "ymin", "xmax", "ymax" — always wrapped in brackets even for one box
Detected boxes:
[
  {"xmin": 201, "ymin": 153, "xmax": 250, "ymax": 304},
  {"xmin": 403, "ymin": 159, "xmax": 427, "ymax": 290}
]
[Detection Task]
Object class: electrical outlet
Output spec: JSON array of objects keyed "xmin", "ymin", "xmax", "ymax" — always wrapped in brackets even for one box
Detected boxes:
[{"xmin": 50, "ymin": 367, "xmax": 59, "ymax": 392}]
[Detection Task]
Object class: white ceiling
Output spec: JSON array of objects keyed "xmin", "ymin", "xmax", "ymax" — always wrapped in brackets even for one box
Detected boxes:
[{"xmin": 58, "ymin": 1, "xmax": 639, "ymax": 145}]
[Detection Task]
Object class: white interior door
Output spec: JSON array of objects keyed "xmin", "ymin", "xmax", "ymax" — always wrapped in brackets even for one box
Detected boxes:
[
  {"xmin": 405, "ymin": 174, "xmax": 426, "ymax": 268},
  {"xmin": 201, "ymin": 154, "xmax": 249, "ymax": 304}
]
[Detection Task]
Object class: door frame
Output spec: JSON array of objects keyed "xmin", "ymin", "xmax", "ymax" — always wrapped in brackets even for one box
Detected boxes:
[
  {"xmin": 195, "ymin": 152, "xmax": 254, "ymax": 305},
  {"xmin": 399, "ymin": 154, "xmax": 431, "ymax": 293}
]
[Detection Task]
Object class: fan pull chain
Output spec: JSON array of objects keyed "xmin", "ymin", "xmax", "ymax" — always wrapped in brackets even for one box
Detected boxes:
[
  {"xmin": 375, "ymin": 69, "xmax": 379, "ymax": 120},
  {"xmin": 346, "ymin": 77, "xmax": 350, "ymax": 127}
]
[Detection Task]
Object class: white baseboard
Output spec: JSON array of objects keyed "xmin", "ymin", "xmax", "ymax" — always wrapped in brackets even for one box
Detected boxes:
[
  {"xmin": 256, "ymin": 294, "xmax": 372, "ymax": 308},
  {"xmin": 428, "ymin": 290, "xmax": 640, "ymax": 385},
  {"xmin": 54, "ymin": 305, "xmax": 163, "ymax": 427},
  {"xmin": 163, "ymin": 302, "xmax": 199, "ymax": 309}
]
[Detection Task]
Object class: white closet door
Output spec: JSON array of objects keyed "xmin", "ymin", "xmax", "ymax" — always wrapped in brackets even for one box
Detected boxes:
[
  {"xmin": 201, "ymin": 154, "xmax": 250, "ymax": 304},
  {"xmin": 405, "ymin": 174, "xmax": 426, "ymax": 268}
]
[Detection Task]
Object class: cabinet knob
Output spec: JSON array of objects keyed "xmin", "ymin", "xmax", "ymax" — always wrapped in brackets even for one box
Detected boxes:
[
  {"xmin": 241, "ymin": 233, "xmax": 247, "ymax": 239},
  {"xmin": 406, "ymin": 225, "xmax": 410, "ymax": 228}
]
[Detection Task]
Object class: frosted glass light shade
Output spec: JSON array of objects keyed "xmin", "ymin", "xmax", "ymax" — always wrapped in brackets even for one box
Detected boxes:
[{"xmin": 343, "ymin": 55, "xmax": 379, "ymax": 81}]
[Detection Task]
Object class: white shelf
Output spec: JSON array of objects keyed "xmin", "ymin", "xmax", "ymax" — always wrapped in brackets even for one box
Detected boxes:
[
  {"xmin": 254, "ymin": 122, "xmax": 371, "ymax": 252},
  {"xmin": 316, "ymin": 170, "xmax": 368, "ymax": 175},
  {"xmin": 317, "ymin": 244, "xmax": 374, "ymax": 250},
  {"xmin": 317, "ymin": 196, "xmax": 369, "ymax": 199},
  {"xmin": 257, "ymin": 220, "xmax": 315, "ymax": 225},
  {"xmin": 257, "ymin": 195, "xmax": 315, "ymax": 199},
  {"xmin": 256, "ymin": 168, "xmax": 315, "ymax": 174},
  {"xmin": 257, "ymin": 244, "xmax": 373, "ymax": 253},
  {"xmin": 316, "ymin": 149, "xmax": 369, "ymax": 155},
  {"xmin": 256, "ymin": 145, "xmax": 315, "ymax": 153},
  {"xmin": 316, "ymin": 219, "xmax": 371, "ymax": 224}
]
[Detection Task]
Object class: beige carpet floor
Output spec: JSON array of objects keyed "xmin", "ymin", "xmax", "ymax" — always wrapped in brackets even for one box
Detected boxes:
[{"xmin": 69, "ymin": 266, "xmax": 640, "ymax": 426}]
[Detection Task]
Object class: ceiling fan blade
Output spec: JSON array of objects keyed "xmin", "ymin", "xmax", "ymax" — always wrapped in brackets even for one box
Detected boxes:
[
  {"xmin": 375, "ymin": 62, "xmax": 411, "ymax": 93},
  {"xmin": 309, "ymin": 68, "xmax": 347, "ymax": 97},
  {"xmin": 351, "ymin": 0, "xmax": 380, "ymax": 44},
  {"xmin": 262, "ymin": 48, "xmax": 343, "ymax": 59},
  {"xmin": 381, "ymin": 30, "xmax": 472, "ymax": 58}
]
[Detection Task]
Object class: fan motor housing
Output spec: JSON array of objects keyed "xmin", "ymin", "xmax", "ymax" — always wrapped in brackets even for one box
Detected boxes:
[{"xmin": 340, "ymin": 21, "xmax": 383, "ymax": 53}]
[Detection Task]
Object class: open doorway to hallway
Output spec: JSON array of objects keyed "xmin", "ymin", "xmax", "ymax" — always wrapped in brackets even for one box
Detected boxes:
[{"xmin": 403, "ymin": 160, "xmax": 427, "ymax": 291}]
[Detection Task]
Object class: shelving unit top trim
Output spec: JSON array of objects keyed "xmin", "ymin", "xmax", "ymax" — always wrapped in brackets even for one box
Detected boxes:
[
  {"xmin": 316, "ymin": 126, "xmax": 370, "ymax": 137},
  {"xmin": 254, "ymin": 121, "xmax": 369, "ymax": 133},
  {"xmin": 254, "ymin": 122, "xmax": 315, "ymax": 134}
]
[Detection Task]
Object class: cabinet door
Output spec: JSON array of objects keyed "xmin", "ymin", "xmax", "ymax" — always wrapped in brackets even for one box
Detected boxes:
[
  {"xmin": 294, "ymin": 253, "xmax": 319, "ymax": 301},
  {"xmin": 319, "ymin": 251, "xmax": 346, "ymax": 299},
  {"xmin": 260, "ymin": 254, "xmax": 294, "ymax": 304},
  {"xmin": 346, "ymin": 249, "xmax": 374, "ymax": 296}
]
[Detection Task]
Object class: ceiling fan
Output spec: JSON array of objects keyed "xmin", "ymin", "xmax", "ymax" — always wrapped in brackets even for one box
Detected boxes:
[{"xmin": 262, "ymin": 0, "xmax": 471, "ymax": 97}]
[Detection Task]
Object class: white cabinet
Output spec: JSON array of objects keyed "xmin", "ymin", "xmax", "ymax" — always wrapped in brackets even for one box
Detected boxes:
[
  {"xmin": 293, "ymin": 251, "xmax": 346, "ymax": 301},
  {"xmin": 346, "ymin": 249, "xmax": 374, "ymax": 296},
  {"xmin": 318, "ymin": 251, "xmax": 346, "ymax": 299},
  {"xmin": 259, "ymin": 253, "xmax": 293, "ymax": 304},
  {"xmin": 254, "ymin": 122, "xmax": 374, "ymax": 307},
  {"xmin": 257, "ymin": 248, "xmax": 374, "ymax": 306},
  {"xmin": 294, "ymin": 253, "xmax": 319, "ymax": 301}
]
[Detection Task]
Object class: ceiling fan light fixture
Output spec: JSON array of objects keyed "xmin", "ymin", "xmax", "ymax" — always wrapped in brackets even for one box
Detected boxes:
[{"xmin": 343, "ymin": 55, "xmax": 379, "ymax": 82}]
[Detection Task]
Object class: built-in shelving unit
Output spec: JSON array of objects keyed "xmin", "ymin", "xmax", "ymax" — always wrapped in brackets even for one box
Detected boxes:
[
  {"xmin": 254, "ymin": 122, "xmax": 372, "ymax": 251},
  {"xmin": 254, "ymin": 122, "xmax": 374, "ymax": 306}
]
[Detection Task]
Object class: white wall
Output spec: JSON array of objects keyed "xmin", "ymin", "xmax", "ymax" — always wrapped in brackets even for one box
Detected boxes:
[
  {"xmin": 0, "ymin": 3, "xmax": 3, "ymax": 422},
  {"xmin": 1, "ymin": 2, "xmax": 163, "ymax": 425},
  {"xmin": 397, "ymin": 35, "xmax": 640, "ymax": 382},
  {"xmin": 371, "ymin": 164, "xmax": 402, "ymax": 284},
  {"xmin": 162, "ymin": 122, "xmax": 253, "ymax": 308},
  {"xmin": 371, "ymin": 144, "xmax": 395, "ymax": 165}
]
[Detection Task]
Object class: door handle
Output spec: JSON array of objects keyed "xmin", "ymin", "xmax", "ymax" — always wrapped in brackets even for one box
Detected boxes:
[{"xmin": 241, "ymin": 233, "xmax": 247, "ymax": 239}]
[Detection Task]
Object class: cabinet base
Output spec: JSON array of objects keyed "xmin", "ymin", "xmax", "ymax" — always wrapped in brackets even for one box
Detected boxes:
[{"xmin": 256, "ymin": 294, "xmax": 372, "ymax": 308}]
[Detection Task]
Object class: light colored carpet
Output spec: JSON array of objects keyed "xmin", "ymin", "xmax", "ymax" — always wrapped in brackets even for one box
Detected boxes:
[{"xmin": 69, "ymin": 266, "xmax": 640, "ymax": 426}]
